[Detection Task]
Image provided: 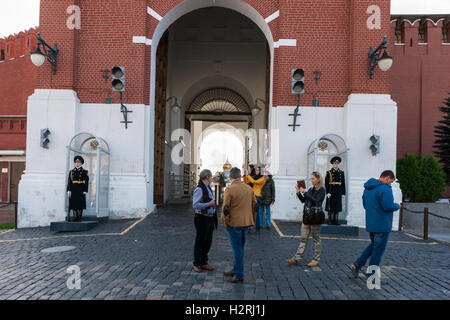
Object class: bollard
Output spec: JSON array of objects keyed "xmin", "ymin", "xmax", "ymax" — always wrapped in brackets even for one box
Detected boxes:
[
  {"xmin": 14, "ymin": 201, "xmax": 18, "ymax": 229},
  {"xmin": 423, "ymin": 207, "xmax": 429, "ymax": 240},
  {"xmin": 398, "ymin": 203, "xmax": 403, "ymax": 231}
]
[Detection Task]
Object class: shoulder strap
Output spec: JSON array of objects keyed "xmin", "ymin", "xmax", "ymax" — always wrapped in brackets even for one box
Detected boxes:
[{"xmin": 328, "ymin": 170, "xmax": 333, "ymax": 183}]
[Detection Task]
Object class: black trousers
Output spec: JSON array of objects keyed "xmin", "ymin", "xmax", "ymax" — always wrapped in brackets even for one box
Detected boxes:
[{"xmin": 193, "ymin": 214, "xmax": 215, "ymax": 266}]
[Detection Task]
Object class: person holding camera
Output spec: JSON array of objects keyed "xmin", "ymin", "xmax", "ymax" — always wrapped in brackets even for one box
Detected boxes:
[
  {"xmin": 243, "ymin": 167, "xmax": 265, "ymax": 232},
  {"xmin": 286, "ymin": 171, "xmax": 326, "ymax": 267}
]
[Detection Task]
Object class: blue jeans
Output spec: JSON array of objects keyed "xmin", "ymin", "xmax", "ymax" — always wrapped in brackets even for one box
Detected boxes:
[
  {"xmin": 255, "ymin": 196, "xmax": 263, "ymax": 231},
  {"xmin": 263, "ymin": 204, "xmax": 271, "ymax": 227},
  {"xmin": 354, "ymin": 232, "xmax": 390, "ymax": 270},
  {"xmin": 226, "ymin": 226, "xmax": 247, "ymax": 280}
]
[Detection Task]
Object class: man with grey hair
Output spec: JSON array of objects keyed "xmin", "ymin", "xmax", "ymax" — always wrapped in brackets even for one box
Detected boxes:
[
  {"xmin": 192, "ymin": 169, "xmax": 217, "ymax": 273},
  {"xmin": 222, "ymin": 167, "xmax": 257, "ymax": 283}
]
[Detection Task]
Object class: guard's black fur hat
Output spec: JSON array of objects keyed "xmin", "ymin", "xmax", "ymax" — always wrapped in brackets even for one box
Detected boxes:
[
  {"xmin": 74, "ymin": 155, "xmax": 84, "ymax": 164},
  {"xmin": 330, "ymin": 156, "xmax": 342, "ymax": 164}
]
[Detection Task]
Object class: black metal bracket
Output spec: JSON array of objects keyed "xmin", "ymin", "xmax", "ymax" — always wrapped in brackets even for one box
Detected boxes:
[
  {"xmin": 368, "ymin": 35, "xmax": 388, "ymax": 79},
  {"xmin": 101, "ymin": 69, "xmax": 110, "ymax": 83},
  {"xmin": 314, "ymin": 70, "xmax": 322, "ymax": 84},
  {"xmin": 36, "ymin": 32, "xmax": 58, "ymax": 74},
  {"xmin": 288, "ymin": 95, "xmax": 301, "ymax": 132},
  {"xmin": 119, "ymin": 92, "xmax": 132, "ymax": 129}
]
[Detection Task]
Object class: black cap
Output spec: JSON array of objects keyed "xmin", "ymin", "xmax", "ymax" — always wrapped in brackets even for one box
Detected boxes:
[
  {"xmin": 330, "ymin": 156, "xmax": 342, "ymax": 164},
  {"xmin": 74, "ymin": 155, "xmax": 84, "ymax": 164}
]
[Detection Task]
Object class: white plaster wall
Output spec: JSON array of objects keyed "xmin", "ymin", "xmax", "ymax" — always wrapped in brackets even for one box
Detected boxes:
[
  {"xmin": 18, "ymin": 89, "xmax": 79, "ymax": 227},
  {"xmin": 18, "ymin": 90, "xmax": 152, "ymax": 227},
  {"xmin": 343, "ymin": 94, "xmax": 402, "ymax": 229},
  {"xmin": 270, "ymin": 94, "xmax": 402, "ymax": 229},
  {"xmin": 77, "ymin": 103, "xmax": 149, "ymax": 219}
]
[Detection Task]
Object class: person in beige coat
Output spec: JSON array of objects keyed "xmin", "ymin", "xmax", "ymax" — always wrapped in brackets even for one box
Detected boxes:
[{"xmin": 221, "ymin": 167, "xmax": 257, "ymax": 283}]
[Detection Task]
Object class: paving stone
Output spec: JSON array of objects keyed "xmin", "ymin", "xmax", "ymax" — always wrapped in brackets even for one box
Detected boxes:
[{"xmin": 0, "ymin": 205, "xmax": 449, "ymax": 300}]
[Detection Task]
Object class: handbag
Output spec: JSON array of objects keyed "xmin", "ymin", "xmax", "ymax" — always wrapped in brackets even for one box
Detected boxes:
[{"xmin": 303, "ymin": 207, "xmax": 325, "ymax": 225}]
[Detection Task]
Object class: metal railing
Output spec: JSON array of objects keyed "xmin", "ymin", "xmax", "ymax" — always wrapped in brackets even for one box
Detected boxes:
[
  {"xmin": 399, "ymin": 204, "xmax": 450, "ymax": 240},
  {"xmin": 0, "ymin": 201, "xmax": 18, "ymax": 229},
  {"xmin": 168, "ymin": 173, "xmax": 196, "ymax": 201}
]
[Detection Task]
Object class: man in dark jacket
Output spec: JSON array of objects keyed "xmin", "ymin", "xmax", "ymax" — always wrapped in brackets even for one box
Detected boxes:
[
  {"xmin": 350, "ymin": 170, "xmax": 401, "ymax": 278},
  {"xmin": 192, "ymin": 169, "xmax": 217, "ymax": 273},
  {"xmin": 260, "ymin": 171, "xmax": 275, "ymax": 229}
]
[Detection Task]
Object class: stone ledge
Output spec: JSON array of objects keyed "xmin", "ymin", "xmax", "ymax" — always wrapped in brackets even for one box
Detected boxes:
[
  {"xmin": 50, "ymin": 220, "xmax": 98, "ymax": 232},
  {"xmin": 320, "ymin": 224, "xmax": 359, "ymax": 236}
]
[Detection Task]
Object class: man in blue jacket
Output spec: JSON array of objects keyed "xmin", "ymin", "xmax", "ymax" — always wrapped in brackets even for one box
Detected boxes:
[{"xmin": 351, "ymin": 170, "xmax": 401, "ymax": 278}]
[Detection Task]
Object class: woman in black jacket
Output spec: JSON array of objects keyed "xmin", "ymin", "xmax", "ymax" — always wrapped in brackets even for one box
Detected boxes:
[{"xmin": 286, "ymin": 171, "xmax": 325, "ymax": 267}]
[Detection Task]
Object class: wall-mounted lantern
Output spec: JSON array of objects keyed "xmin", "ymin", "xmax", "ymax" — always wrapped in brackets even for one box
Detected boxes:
[
  {"xmin": 29, "ymin": 32, "xmax": 59, "ymax": 74},
  {"xmin": 368, "ymin": 36, "xmax": 394, "ymax": 79},
  {"xmin": 166, "ymin": 96, "xmax": 181, "ymax": 113},
  {"xmin": 252, "ymin": 98, "xmax": 266, "ymax": 116}
]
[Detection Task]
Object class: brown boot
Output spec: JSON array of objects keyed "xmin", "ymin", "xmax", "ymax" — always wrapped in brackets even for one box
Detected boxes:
[
  {"xmin": 200, "ymin": 265, "xmax": 214, "ymax": 271},
  {"xmin": 193, "ymin": 266, "xmax": 202, "ymax": 273}
]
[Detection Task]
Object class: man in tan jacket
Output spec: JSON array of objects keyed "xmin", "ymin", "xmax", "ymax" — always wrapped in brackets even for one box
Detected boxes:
[{"xmin": 222, "ymin": 167, "xmax": 257, "ymax": 283}]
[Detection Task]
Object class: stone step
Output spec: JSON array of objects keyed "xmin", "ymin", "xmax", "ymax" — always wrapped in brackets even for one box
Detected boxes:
[
  {"xmin": 320, "ymin": 224, "xmax": 359, "ymax": 236},
  {"xmin": 50, "ymin": 220, "xmax": 98, "ymax": 232}
]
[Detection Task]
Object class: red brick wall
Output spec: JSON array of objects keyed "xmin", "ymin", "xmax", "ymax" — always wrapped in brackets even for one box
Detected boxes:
[
  {"xmin": 0, "ymin": 28, "xmax": 37, "ymax": 150},
  {"xmin": 390, "ymin": 18, "xmax": 450, "ymax": 197},
  {"xmin": 390, "ymin": 19, "xmax": 450, "ymax": 158},
  {"xmin": 35, "ymin": 0, "xmax": 391, "ymax": 107}
]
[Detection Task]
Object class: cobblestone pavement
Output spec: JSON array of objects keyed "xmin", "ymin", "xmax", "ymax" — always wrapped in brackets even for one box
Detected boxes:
[{"xmin": 0, "ymin": 204, "xmax": 449, "ymax": 300}]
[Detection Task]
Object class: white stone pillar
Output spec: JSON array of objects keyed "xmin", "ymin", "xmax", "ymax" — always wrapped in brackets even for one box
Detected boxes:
[
  {"xmin": 18, "ymin": 89, "xmax": 80, "ymax": 227},
  {"xmin": 343, "ymin": 94, "xmax": 402, "ymax": 228}
]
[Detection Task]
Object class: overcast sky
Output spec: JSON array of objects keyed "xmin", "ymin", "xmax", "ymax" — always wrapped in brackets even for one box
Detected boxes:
[{"xmin": 1, "ymin": 0, "xmax": 450, "ymax": 38}]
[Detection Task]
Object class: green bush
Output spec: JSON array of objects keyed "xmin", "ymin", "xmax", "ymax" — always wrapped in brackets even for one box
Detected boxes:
[
  {"xmin": 396, "ymin": 153, "xmax": 419, "ymax": 200},
  {"xmin": 433, "ymin": 93, "xmax": 450, "ymax": 185},
  {"xmin": 0, "ymin": 223, "xmax": 14, "ymax": 230},
  {"xmin": 397, "ymin": 153, "xmax": 446, "ymax": 202}
]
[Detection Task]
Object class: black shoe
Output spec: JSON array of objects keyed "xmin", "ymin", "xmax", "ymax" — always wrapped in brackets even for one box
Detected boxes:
[
  {"xmin": 335, "ymin": 213, "xmax": 340, "ymax": 225},
  {"xmin": 331, "ymin": 213, "xmax": 337, "ymax": 225},
  {"xmin": 350, "ymin": 264, "xmax": 360, "ymax": 278}
]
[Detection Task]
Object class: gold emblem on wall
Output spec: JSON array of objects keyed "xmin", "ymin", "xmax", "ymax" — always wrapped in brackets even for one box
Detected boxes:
[
  {"xmin": 318, "ymin": 141, "xmax": 328, "ymax": 151},
  {"xmin": 90, "ymin": 139, "xmax": 99, "ymax": 150}
]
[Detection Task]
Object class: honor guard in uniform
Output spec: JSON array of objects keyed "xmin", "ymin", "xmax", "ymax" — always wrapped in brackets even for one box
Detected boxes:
[
  {"xmin": 67, "ymin": 155, "xmax": 89, "ymax": 221},
  {"xmin": 325, "ymin": 156, "xmax": 345, "ymax": 225}
]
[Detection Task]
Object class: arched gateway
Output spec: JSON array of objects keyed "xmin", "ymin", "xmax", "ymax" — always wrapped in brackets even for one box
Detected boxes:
[
  {"xmin": 18, "ymin": 0, "xmax": 402, "ymax": 229},
  {"xmin": 150, "ymin": 1, "xmax": 275, "ymax": 205}
]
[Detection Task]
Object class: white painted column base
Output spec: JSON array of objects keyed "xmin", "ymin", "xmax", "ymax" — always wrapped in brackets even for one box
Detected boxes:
[
  {"xmin": 18, "ymin": 172, "xmax": 66, "ymax": 228},
  {"xmin": 271, "ymin": 176, "xmax": 305, "ymax": 222},
  {"xmin": 109, "ymin": 174, "xmax": 149, "ymax": 219}
]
